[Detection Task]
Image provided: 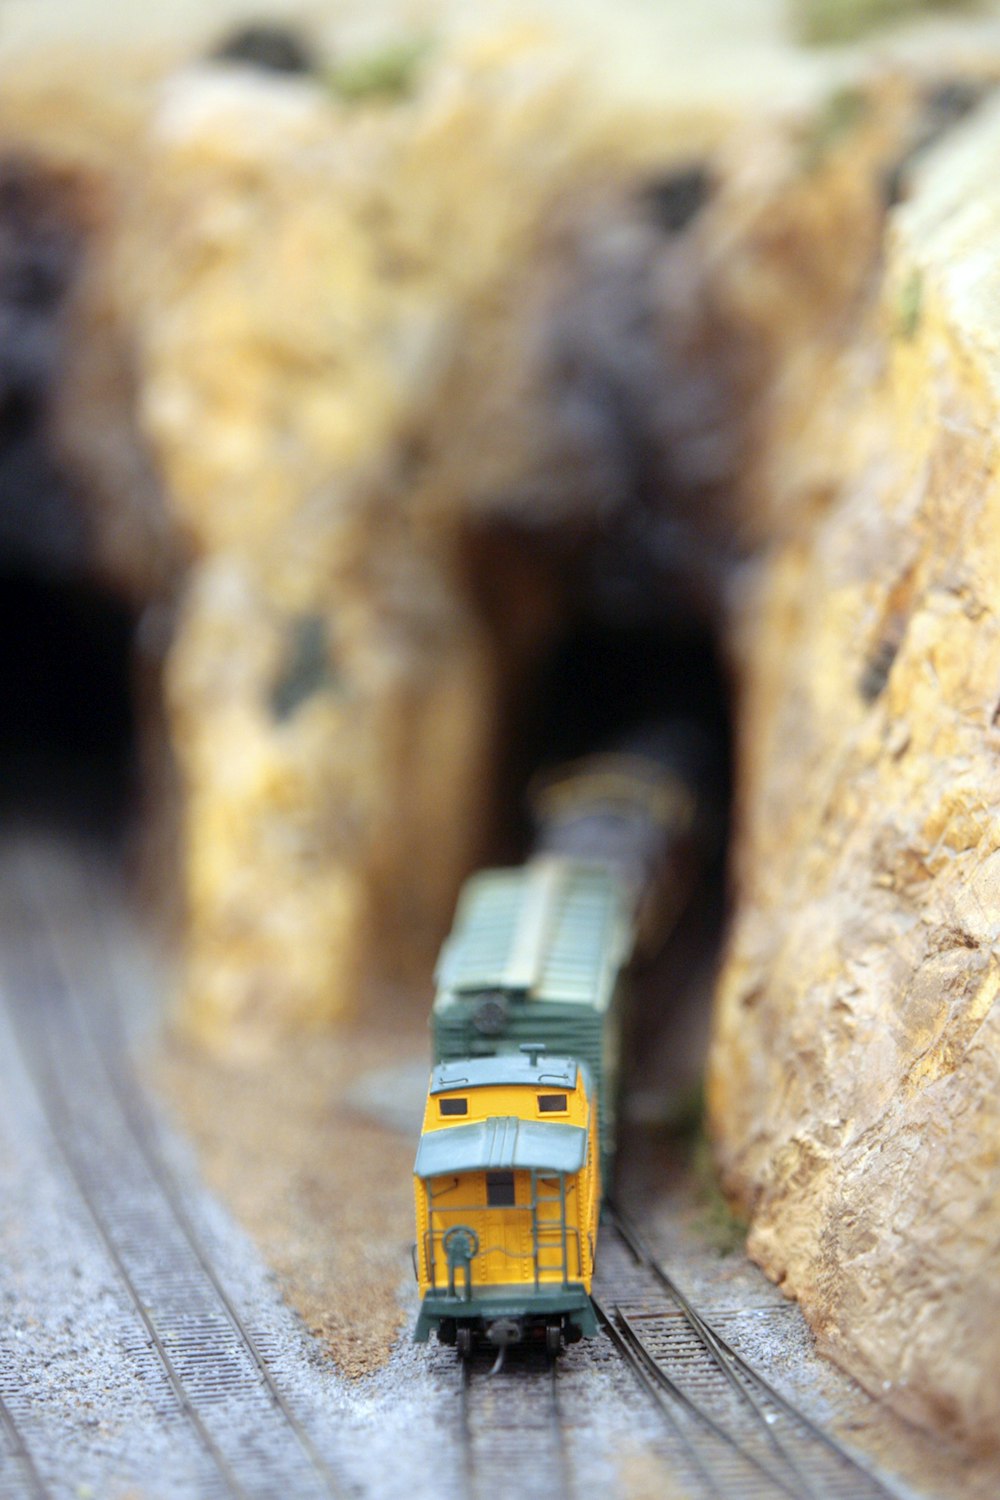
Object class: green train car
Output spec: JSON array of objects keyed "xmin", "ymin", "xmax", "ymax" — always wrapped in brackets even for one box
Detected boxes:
[{"xmin": 430, "ymin": 856, "xmax": 633, "ymax": 1184}]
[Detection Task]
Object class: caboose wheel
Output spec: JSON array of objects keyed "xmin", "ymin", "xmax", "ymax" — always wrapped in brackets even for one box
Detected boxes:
[
  {"xmin": 545, "ymin": 1323, "xmax": 562, "ymax": 1357},
  {"xmin": 456, "ymin": 1327, "xmax": 473, "ymax": 1360}
]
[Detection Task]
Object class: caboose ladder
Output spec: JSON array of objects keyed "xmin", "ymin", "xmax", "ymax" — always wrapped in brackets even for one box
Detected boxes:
[{"xmin": 530, "ymin": 1170, "xmax": 569, "ymax": 1289}]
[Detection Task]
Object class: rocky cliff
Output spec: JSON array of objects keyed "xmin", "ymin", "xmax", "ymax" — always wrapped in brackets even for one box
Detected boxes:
[{"xmin": 709, "ymin": 88, "xmax": 1000, "ymax": 1449}]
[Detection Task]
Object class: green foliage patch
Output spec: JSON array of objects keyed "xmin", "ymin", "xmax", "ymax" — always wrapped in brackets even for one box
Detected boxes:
[
  {"xmin": 895, "ymin": 266, "xmax": 924, "ymax": 339},
  {"xmin": 327, "ymin": 35, "xmax": 433, "ymax": 104},
  {"xmin": 799, "ymin": 85, "xmax": 870, "ymax": 171},
  {"xmin": 690, "ymin": 1131, "xmax": 749, "ymax": 1255},
  {"xmin": 790, "ymin": 0, "xmax": 979, "ymax": 47},
  {"xmin": 663, "ymin": 1081, "xmax": 748, "ymax": 1256}
]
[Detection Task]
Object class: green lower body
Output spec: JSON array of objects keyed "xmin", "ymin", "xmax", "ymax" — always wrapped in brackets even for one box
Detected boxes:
[{"xmin": 414, "ymin": 1283, "xmax": 598, "ymax": 1344}]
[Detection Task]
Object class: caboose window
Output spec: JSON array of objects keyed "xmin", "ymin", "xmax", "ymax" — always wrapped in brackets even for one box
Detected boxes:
[
  {"xmin": 538, "ymin": 1094, "xmax": 568, "ymax": 1113},
  {"xmin": 486, "ymin": 1171, "xmax": 516, "ymax": 1206},
  {"xmin": 439, "ymin": 1097, "xmax": 468, "ymax": 1116}
]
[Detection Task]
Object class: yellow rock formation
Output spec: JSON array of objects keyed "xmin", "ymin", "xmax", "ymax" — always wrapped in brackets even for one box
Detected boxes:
[
  {"xmin": 110, "ymin": 35, "xmax": 719, "ymax": 1046},
  {"xmin": 709, "ymin": 92, "xmax": 1000, "ymax": 1448}
]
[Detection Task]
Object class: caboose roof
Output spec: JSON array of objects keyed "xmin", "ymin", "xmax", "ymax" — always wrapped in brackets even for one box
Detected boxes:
[
  {"xmin": 429, "ymin": 1053, "xmax": 580, "ymax": 1094},
  {"xmin": 414, "ymin": 1116, "xmax": 588, "ymax": 1178},
  {"xmin": 432, "ymin": 856, "xmax": 630, "ymax": 1011}
]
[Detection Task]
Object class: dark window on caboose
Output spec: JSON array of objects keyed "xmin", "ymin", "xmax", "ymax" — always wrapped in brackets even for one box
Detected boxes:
[
  {"xmin": 538, "ymin": 1094, "xmax": 568, "ymax": 1113},
  {"xmin": 439, "ymin": 1097, "xmax": 468, "ymax": 1116},
  {"xmin": 486, "ymin": 1171, "xmax": 516, "ymax": 1206}
]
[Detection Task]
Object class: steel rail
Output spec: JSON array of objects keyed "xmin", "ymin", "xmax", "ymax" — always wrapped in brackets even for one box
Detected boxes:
[
  {"xmin": 458, "ymin": 1358, "xmax": 475, "ymax": 1498},
  {"xmin": 610, "ymin": 1211, "xmax": 826, "ymax": 1500},
  {"xmin": 545, "ymin": 1350, "xmax": 574, "ymax": 1500},
  {"xmin": 0, "ymin": 1392, "xmax": 50, "ymax": 1500},
  {"xmin": 0, "ymin": 923, "xmax": 250, "ymax": 1500},
  {"xmin": 2, "ymin": 843, "xmax": 349, "ymax": 1500},
  {"xmin": 23, "ymin": 844, "xmax": 347, "ymax": 1500},
  {"xmin": 593, "ymin": 1297, "xmax": 729, "ymax": 1500},
  {"xmin": 614, "ymin": 1304, "xmax": 815, "ymax": 1498},
  {"xmin": 605, "ymin": 1203, "xmax": 904, "ymax": 1499},
  {"xmin": 456, "ymin": 1342, "xmax": 574, "ymax": 1500}
]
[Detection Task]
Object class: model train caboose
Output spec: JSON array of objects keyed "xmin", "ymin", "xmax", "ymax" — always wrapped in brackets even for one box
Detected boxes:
[{"xmin": 412, "ymin": 1047, "xmax": 600, "ymax": 1357}]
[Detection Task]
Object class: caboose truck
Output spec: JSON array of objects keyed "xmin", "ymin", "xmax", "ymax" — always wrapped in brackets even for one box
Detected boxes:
[{"xmin": 413, "ymin": 1047, "xmax": 600, "ymax": 1358}]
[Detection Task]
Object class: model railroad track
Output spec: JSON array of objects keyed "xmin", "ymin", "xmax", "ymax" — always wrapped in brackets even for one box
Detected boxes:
[
  {"xmin": 0, "ymin": 1393, "xmax": 47, "ymax": 1500},
  {"xmin": 455, "ymin": 1345, "xmax": 573, "ymax": 1500},
  {"xmin": 0, "ymin": 839, "xmax": 348, "ymax": 1500},
  {"xmin": 0, "ymin": 834, "xmax": 912, "ymax": 1500},
  {"xmin": 595, "ymin": 1207, "xmax": 903, "ymax": 1500}
]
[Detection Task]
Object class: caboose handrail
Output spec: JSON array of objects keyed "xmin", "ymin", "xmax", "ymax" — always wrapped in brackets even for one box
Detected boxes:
[
  {"xmin": 424, "ymin": 1182, "xmax": 582, "ymax": 1293},
  {"xmin": 423, "ymin": 1232, "xmax": 585, "ymax": 1292}
]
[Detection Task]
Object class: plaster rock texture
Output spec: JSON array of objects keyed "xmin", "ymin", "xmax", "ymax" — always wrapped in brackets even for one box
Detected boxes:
[
  {"xmin": 708, "ymin": 92, "xmax": 1000, "ymax": 1449},
  {"xmin": 0, "ymin": 32, "xmax": 742, "ymax": 1048},
  {"xmin": 0, "ymin": 33, "xmax": 908, "ymax": 1056},
  {"xmin": 111, "ymin": 36, "xmax": 727, "ymax": 1048}
]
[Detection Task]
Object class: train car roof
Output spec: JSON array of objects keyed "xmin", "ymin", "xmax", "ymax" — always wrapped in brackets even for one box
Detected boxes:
[
  {"xmin": 414, "ymin": 1117, "xmax": 588, "ymax": 1178},
  {"xmin": 429, "ymin": 1053, "xmax": 581, "ymax": 1094},
  {"xmin": 433, "ymin": 856, "xmax": 631, "ymax": 1012}
]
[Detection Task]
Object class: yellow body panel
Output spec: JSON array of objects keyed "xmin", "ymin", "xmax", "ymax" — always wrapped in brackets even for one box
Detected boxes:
[{"xmin": 414, "ymin": 1074, "xmax": 600, "ymax": 1301}]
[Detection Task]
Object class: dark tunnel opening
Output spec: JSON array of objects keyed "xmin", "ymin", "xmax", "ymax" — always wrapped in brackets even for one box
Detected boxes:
[
  {"xmin": 465, "ymin": 517, "xmax": 734, "ymax": 877},
  {"xmin": 520, "ymin": 617, "xmax": 731, "ymax": 798},
  {"xmin": 0, "ymin": 568, "xmax": 140, "ymax": 844},
  {"xmin": 443, "ymin": 163, "xmax": 752, "ymax": 1164},
  {"xmin": 521, "ymin": 618, "xmax": 733, "ymax": 1093},
  {"xmin": 459, "ymin": 503, "xmax": 736, "ymax": 1162},
  {"xmin": 0, "ymin": 157, "xmax": 145, "ymax": 853}
]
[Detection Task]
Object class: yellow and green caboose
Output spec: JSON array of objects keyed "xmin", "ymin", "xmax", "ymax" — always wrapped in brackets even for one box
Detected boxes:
[{"xmin": 413, "ymin": 1049, "xmax": 601, "ymax": 1355}]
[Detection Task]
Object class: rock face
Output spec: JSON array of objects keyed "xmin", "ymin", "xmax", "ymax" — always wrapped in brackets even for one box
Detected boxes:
[
  {"xmin": 709, "ymin": 93, "xmax": 1000, "ymax": 1448},
  {"xmin": 120, "ymin": 46, "xmax": 681, "ymax": 1043},
  {"xmin": 1, "ymin": 34, "xmax": 747, "ymax": 1045},
  {"xmin": 49, "ymin": 36, "xmax": 730, "ymax": 1045}
]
